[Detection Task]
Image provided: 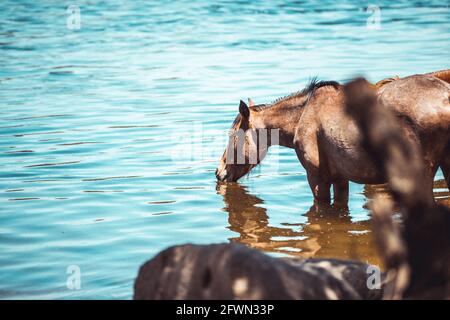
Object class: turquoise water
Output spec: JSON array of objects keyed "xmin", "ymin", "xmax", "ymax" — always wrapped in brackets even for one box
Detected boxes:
[{"xmin": 0, "ymin": 0, "xmax": 449, "ymax": 299}]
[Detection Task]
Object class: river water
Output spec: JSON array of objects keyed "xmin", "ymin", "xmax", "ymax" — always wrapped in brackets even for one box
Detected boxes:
[{"xmin": 0, "ymin": 0, "xmax": 449, "ymax": 299}]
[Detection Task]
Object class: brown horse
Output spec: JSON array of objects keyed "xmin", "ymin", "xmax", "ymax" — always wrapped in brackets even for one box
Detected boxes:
[{"xmin": 216, "ymin": 70, "xmax": 450, "ymax": 206}]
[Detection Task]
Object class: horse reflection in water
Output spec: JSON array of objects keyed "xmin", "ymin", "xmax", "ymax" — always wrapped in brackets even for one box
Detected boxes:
[
  {"xmin": 216, "ymin": 182, "xmax": 382, "ymax": 267},
  {"xmin": 217, "ymin": 179, "xmax": 450, "ymax": 267}
]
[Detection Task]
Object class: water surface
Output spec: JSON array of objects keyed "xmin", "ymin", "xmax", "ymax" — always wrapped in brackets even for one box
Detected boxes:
[{"xmin": 0, "ymin": 0, "xmax": 449, "ymax": 299}]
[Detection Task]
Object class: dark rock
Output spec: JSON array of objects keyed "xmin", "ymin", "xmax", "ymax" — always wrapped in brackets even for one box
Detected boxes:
[{"xmin": 134, "ymin": 243, "xmax": 383, "ymax": 300}]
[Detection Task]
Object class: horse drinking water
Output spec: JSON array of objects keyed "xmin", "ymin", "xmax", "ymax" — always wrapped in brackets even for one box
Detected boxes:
[{"xmin": 216, "ymin": 71, "xmax": 450, "ymax": 207}]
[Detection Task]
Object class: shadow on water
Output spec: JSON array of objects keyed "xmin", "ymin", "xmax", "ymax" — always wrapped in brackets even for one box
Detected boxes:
[{"xmin": 217, "ymin": 179, "xmax": 450, "ymax": 268}]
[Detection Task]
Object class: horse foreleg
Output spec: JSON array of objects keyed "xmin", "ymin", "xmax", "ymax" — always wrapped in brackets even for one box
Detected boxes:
[
  {"xmin": 423, "ymin": 164, "xmax": 440, "ymax": 203},
  {"xmin": 333, "ymin": 180, "xmax": 349, "ymax": 208},
  {"xmin": 306, "ymin": 171, "xmax": 331, "ymax": 206}
]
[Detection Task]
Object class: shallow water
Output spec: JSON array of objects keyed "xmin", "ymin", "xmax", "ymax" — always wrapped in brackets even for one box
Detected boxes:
[{"xmin": 0, "ymin": 0, "xmax": 449, "ymax": 299}]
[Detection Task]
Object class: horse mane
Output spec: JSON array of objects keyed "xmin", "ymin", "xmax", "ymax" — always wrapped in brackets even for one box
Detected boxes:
[
  {"xmin": 374, "ymin": 76, "xmax": 400, "ymax": 89},
  {"xmin": 252, "ymin": 77, "xmax": 340, "ymax": 111}
]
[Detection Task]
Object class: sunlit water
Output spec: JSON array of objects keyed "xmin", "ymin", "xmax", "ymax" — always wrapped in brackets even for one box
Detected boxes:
[{"xmin": 1, "ymin": 0, "xmax": 449, "ymax": 299}]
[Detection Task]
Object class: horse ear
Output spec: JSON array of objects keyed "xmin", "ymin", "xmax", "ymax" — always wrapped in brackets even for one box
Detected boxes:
[
  {"xmin": 239, "ymin": 100, "xmax": 250, "ymax": 118},
  {"xmin": 248, "ymin": 98, "xmax": 254, "ymax": 107}
]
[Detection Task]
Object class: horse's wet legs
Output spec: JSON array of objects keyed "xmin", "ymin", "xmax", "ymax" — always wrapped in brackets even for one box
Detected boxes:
[
  {"xmin": 307, "ymin": 172, "xmax": 331, "ymax": 206},
  {"xmin": 333, "ymin": 180, "xmax": 349, "ymax": 208}
]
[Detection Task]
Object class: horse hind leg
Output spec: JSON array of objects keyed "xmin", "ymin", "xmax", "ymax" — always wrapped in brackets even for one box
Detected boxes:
[
  {"xmin": 333, "ymin": 180, "xmax": 349, "ymax": 208},
  {"xmin": 442, "ymin": 164, "xmax": 450, "ymax": 191},
  {"xmin": 440, "ymin": 144, "xmax": 450, "ymax": 191}
]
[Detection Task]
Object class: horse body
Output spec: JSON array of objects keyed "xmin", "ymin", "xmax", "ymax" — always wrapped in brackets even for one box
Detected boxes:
[
  {"xmin": 216, "ymin": 71, "xmax": 450, "ymax": 206},
  {"xmin": 295, "ymin": 75, "xmax": 450, "ymax": 205}
]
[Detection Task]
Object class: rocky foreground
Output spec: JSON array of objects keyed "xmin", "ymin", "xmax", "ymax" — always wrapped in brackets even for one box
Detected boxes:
[{"xmin": 134, "ymin": 243, "xmax": 382, "ymax": 300}]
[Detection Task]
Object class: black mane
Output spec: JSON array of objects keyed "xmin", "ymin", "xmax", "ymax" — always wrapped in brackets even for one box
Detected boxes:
[{"xmin": 252, "ymin": 77, "xmax": 340, "ymax": 111}]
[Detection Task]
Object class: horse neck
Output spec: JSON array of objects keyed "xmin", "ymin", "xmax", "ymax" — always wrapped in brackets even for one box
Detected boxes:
[{"xmin": 252, "ymin": 101, "xmax": 304, "ymax": 148}]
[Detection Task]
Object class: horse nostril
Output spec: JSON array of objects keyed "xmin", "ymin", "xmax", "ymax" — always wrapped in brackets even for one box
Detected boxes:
[{"xmin": 215, "ymin": 168, "xmax": 228, "ymax": 181}]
